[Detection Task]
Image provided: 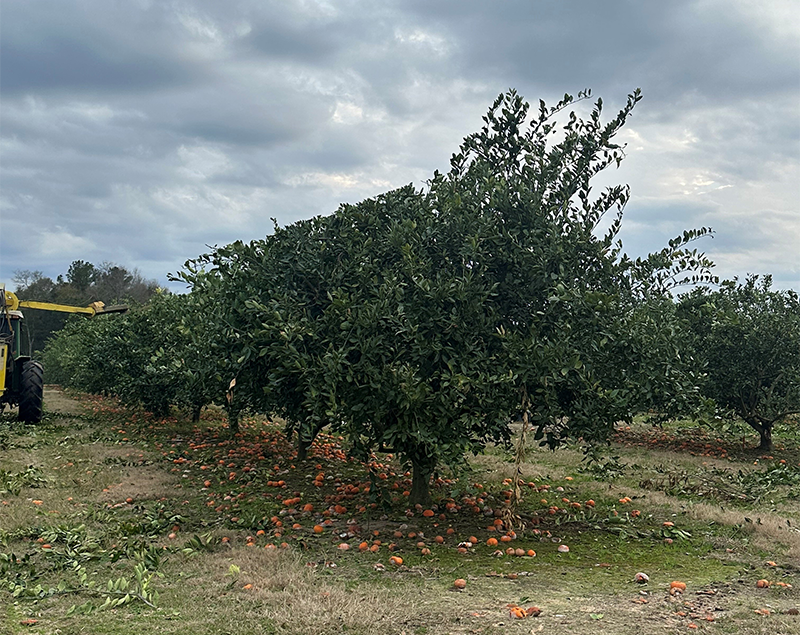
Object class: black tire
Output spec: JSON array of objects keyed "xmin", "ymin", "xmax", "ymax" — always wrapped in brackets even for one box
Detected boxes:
[{"xmin": 19, "ymin": 361, "xmax": 44, "ymax": 423}]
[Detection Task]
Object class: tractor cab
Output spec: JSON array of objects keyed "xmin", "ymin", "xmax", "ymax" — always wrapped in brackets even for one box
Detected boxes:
[
  {"xmin": 1, "ymin": 290, "xmax": 39, "ymax": 422},
  {"xmin": 0, "ymin": 308, "xmax": 25, "ymax": 357}
]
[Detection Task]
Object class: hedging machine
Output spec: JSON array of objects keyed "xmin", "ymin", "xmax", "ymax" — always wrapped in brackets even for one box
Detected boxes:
[{"xmin": 0, "ymin": 284, "xmax": 127, "ymax": 423}]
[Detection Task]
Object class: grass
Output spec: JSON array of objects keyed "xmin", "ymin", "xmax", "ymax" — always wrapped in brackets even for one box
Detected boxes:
[{"xmin": 1, "ymin": 389, "xmax": 798, "ymax": 634}]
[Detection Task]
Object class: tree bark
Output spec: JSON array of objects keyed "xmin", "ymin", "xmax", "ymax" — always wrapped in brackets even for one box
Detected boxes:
[
  {"xmin": 226, "ymin": 406, "xmax": 240, "ymax": 434},
  {"xmin": 296, "ymin": 422, "xmax": 325, "ymax": 461},
  {"xmin": 758, "ymin": 424, "xmax": 773, "ymax": 452},
  {"xmin": 297, "ymin": 437, "xmax": 311, "ymax": 461},
  {"xmin": 746, "ymin": 418, "xmax": 773, "ymax": 452},
  {"xmin": 191, "ymin": 404, "xmax": 202, "ymax": 423}
]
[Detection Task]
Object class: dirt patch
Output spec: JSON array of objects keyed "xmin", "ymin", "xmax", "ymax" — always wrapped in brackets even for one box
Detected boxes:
[
  {"xmin": 96, "ymin": 465, "xmax": 180, "ymax": 504},
  {"xmin": 89, "ymin": 444, "xmax": 149, "ymax": 460},
  {"xmin": 43, "ymin": 386, "xmax": 85, "ymax": 416}
]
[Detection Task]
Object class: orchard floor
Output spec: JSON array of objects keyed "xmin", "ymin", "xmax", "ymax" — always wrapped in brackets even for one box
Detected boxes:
[{"xmin": 1, "ymin": 388, "xmax": 798, "ymax": 635}]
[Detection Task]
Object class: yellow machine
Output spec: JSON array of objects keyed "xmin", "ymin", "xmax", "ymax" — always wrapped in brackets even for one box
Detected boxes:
[{"xmin": 0, "ymin": 284, "xmax": 127, "ymax": 422}]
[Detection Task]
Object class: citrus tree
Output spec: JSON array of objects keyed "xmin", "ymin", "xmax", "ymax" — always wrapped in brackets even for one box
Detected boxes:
[
  {"xmin": 182, "ymin": 89, "xmax": 716, "ymax": 504},
  {"xmin": 679, "ymin": 276, "xmax": 800, "ymax": 450}
]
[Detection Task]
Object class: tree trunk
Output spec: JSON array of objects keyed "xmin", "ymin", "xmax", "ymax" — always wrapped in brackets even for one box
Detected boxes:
[
  {"xmin": 410, "ymin": 458, "xmax": 435, "ymax": 507},
  {"xmin": 296, "ymin": 422, "xmax": 325, "ymax": 461},
  {"xmin": 746, "ymin": 418, "xmax": 773, "ymax": 452},
  {"xmin": 297, "ymin": 437, "xmax": 311, "ymax": 461},
  {"xmin": 758, "ymin": 424, "xmax": 773, "ymax": 452},
  {"xmin": 191, "ymin": 404, "xmax": 202, "ymax": 423},
  {"xmin": 226, "ymin": 406, "xmax": 239, "ymax": 435}
]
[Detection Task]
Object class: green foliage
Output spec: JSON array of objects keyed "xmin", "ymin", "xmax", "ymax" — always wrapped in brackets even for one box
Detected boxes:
[
  {"xmin": 0, "ymin": 465, "xmax": 49, "ymax": 496},
  {"xmin": 639, "ymin": 460, "xmax": 800, "ymax": 506},
  {"xmin": 41, "ymin": 288, "xmax": 234, "ymax": 422},
  {"xmin": 180, "ymin": 89, "xmax": 715, "ymax": 503},
  {"xmin": 579, "ymin": 454, "xmax": 629, "ymax": 480},
  {"xmin": 3, "ymin": 558, "xmax": 162, "ymax": 614},
  {"xmin": 679, "ymin": 275, "xmax": 800, "ymax": 450},
  {"xmin": 2, "ymin": 527, "xmax": 163, "ymax": 615},
  {"xmin": 180, "ymin": 533, "xmax": 218, "ymax": 556},
  {"xmin": 42, "ymin": 292, "xmax": 192, "ymax": 416}
]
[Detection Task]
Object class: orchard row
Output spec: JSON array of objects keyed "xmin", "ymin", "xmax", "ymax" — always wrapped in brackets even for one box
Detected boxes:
[{"xmin": 43, "ymin": 89, "xmax": 799, "ymax": 504}]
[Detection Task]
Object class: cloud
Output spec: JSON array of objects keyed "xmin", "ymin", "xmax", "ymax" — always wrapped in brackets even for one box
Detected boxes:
[
  {"xmin": 0, "ymin": 0, "xmax": 797, "ymax": 292},
  {"xmin": 0, "ymin": 1, "xmax": 206, "ymax": 96},
  {"xmin": 38, "ymin": 228, "xmax": 94, "ymax": 258}
]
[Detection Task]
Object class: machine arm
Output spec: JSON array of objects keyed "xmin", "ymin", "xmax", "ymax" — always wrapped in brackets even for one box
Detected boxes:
[{"xmin": 2, "ymin": 289, "xmax": 128, "ymax": 316}]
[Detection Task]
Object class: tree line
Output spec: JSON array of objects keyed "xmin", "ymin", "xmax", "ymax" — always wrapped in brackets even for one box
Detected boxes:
[{"xmin": 39, "ymin": 90, "xmax": 800, "ymax": 504}]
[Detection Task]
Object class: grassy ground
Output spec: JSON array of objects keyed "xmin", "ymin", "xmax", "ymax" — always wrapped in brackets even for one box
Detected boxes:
[{"xmin": 1, "ymin": 388, "xmax": 799, "ymax": 634}]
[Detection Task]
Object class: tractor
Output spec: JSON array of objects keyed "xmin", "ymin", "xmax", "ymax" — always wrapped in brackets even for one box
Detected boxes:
[{"xmin": 0, "ymin": 284, "xmax": 127, "ymax": 422}]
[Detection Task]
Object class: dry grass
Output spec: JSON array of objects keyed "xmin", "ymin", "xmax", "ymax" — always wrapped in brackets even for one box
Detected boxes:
[
  {"xmin": 580, "ymin": 443, "xmax": 800, "ymax": 561},
  {"xmin": 173, "ymin": 547, "xmax": 457, "ymax": 635},
  {"xmin": 1, "ymin": 424, "xmax": 176, "ymax": 532},
  {"xmin": 591, "ymin": 484, "xmax": 800, "ymax": 561},
  {"xmin": 229, "ymin": 550, "xmax": 406, "ymax": 634},
  {"xmin": 0, "ymin": 396, "xmax": 134, "ymax": 533},
  {"xmin": 685, "ymin": 498, "xmax": 800, "ymax": 561},
  {"xmin": 472, "ymin": 445, "xmax": 586, "ymax": 482},
  {"xmin": 170, "ymin": 546, "xmax": 677, "ymax": 635}
]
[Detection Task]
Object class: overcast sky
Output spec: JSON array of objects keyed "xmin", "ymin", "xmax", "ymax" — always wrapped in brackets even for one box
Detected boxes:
[{"xmin": 2, "ymin": 0, "xmax": 798, "ymax": 293}]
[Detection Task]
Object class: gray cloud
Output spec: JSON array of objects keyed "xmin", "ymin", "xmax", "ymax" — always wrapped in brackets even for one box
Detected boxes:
[
  {"xmin": 0, "ymin": 0, "xmax": 797, "ymax": 292},
  {"xmin": 0, "ymin": 1, "xmax": 207, "ymax": 96}
]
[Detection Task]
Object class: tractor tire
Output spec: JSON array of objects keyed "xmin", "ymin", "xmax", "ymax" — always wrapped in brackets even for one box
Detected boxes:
[{"xmin": 18, "ymin": 361, "xmax": 44, "ymax": 423}]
